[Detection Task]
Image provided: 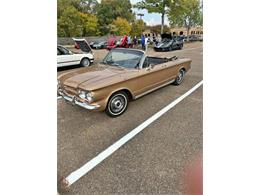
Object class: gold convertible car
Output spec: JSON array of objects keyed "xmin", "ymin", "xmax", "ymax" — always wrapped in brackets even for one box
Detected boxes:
[{"xmin": 58, "ymin": 48, "xmax": 191, "ymax": 117}]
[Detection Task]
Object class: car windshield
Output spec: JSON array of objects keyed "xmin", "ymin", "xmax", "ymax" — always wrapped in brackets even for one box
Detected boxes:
[{"xmin": 102, "ymin": 49, "xmax": 143, "ymax": 69}]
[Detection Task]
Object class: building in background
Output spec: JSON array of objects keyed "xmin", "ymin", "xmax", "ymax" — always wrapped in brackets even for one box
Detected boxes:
[{"xmin": 143, "ymin": 26, "xmax": 203, "ymax": 37}]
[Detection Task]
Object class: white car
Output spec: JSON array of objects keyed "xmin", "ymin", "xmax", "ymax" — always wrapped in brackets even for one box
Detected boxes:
[{"xmin": 57, "ymin": 39, "xmax": 94, "ymax": 68}]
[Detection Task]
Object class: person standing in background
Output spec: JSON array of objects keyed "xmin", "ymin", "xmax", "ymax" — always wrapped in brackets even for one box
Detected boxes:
[
  {"xmin": 144, "ymin": 35, "xmax": 148, "ymax": 52},
  {"xmin": 141, "ymin": 34, "xmax": 145, "ymax": 51},
  {"xmin": 133, "ymin": 36, "xmax": 137, "ymax": 48},
  {"xmin": 127, "ymin": 35, "xmax": 132, "ymax": 48}
]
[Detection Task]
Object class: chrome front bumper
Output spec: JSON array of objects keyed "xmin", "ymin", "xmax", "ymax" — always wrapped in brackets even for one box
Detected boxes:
[{"xmin": 58, "ymin": 89, "xmax": 99, "ymax": 110}]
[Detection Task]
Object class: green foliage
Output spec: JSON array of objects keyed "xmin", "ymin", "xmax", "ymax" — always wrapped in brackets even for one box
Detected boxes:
[
  {"xmin": 79, "ymin": 12, "xmax": 99, "ymax": 36},
  {"xmin": 57, "ymin": 0, "xmax": 80, "ymax": 17},
  {"xmin": 168, "ymin": 0, "xmax": 202, "ymax": 32},
  {"xmin": 134, "ymin": 0, "xmax": 172, "ymax": 33},
  {"xmin": 96, "ymin": 0, "xmax": 134, "ymax": 35},
  {"xmin": 130, "ymin": 19, "xmax": 146, "ymax": 37},
  {"xmin": 57, "ymin": 0, "xmax": 100, "ymax": 37},
  {"xmin": 74, "ymin": 0, "xmax": 99, "ymax": 14},
  {"xmin": 57, "ymin": 5, "xmax": 99, "ymax": 37},
  {"xmin": 57, "ymin": 0, "xmax": 135, "ymax": 36},
  {"xmin": 57, "ymin": 6, "xmax": 83, "ymax": 37},
  {"xmin": 134, "ymin": 0, "xmax": 171, "ymax": 14},
  {"xmin": 110, "ymin": 17, "xmax": 131, "ymax": 36}
]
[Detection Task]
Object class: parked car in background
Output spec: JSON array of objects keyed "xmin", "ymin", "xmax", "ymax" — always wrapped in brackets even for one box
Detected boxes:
[
  {"xmin": 187, "ymin": 35, "xmax": 199, "ymax": 42},
  {"xmin": 107, "ymin": 35, "xmax": 132, "ymax": 50},
  {"xmin": 154, "ymin": 33, "xmax": 183, "ymax": 51},
  {"xmin": 57, "ymin": 48, "xmax": 191, "ymax": 117},
  {"xmin": 173, "ymin": 35, "xmax": 185, "ymax": 43},
  {"xmin": 90, "ymin": 40, "xmax": 107, "ymax": 49},
  {"xmin": 198, "ymin": 35, "xmax": 203, "ymax": 41},
  {"xmin": 57, "ymin": 38, "xmax": 94, "ymax": 68}
]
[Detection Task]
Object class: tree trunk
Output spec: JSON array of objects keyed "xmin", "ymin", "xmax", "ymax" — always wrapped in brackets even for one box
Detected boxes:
[
  {"xmin": 161, "ymin": 12, "xmax": 165, "ymax": 34},
  {"xmin": 187, "ymin": 26, "xmax": 190, "ymax": 41}
]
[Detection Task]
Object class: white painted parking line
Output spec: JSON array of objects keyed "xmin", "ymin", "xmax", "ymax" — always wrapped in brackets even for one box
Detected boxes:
[
  {"xmin": 62, "ymin": 80, "xmax": 203, "ymax": 187},
  {"xmin": 57, "ymin": 96, "xmax": 62, "ymax": 100}
]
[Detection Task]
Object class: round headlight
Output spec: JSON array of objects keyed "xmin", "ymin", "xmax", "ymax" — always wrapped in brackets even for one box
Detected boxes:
[
  {"xmin": 85, "ymin": 92, "xmax": 93, "ymax": 102},
  {"xmin": 78, "ymin": 90, "xmax": 93, "ymax": 102}
]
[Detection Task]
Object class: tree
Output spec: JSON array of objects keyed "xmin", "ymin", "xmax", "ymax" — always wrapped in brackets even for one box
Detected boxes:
[
  {"xmin": 134, "ymin": 0, "xmax": 172, "ymax": 34},
  {"xmin": 57, "ymin": 0, "xmax": 80, "ymax": 17},
  {"xmin": 58, "ymin": 0, "xmax": 99, "ymax": 15},
  {"xmin": 79, "ymin": 12, "xmax": 99, "ymax": 36},
  {"xmin": 57, "ymin": 6, "xmax": 83, "ymax": 37},
  {"xmin": 130, "ymin": 19, "xmax": 146, "ymax": 37},
  {"xmin": 57, "ymin": 0, "xmax": 100, "ymax": 37},
  {"xmin": 168, "ymin": 0, "xmax": 202, "ymax": 37},
  {"xmin": 74, "ymin": 0, "xmax": 99, "ymax": 14},
  {"xmin": 110, "ymin": 17, "xmax": 131, "ymax": 35},
  {"xmin": 96, "ymin": 0, "xmax": 134, "ymax": 35}
]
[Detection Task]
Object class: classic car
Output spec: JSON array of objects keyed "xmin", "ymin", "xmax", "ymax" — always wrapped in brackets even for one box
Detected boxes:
[
  {"xmin": 89, "ymin": 40, "xmax": 107, "ymax": 49},
  {"xmin": 57, "ymin": 38, "xmax": 93, "ymax": 68},
  {"xmin": 57, "ymin": 48, "xmax": 191, "ymax": 117},
  {"xmin": 154, "ymin": 33, "xmax": 183, "ymax": 52}
]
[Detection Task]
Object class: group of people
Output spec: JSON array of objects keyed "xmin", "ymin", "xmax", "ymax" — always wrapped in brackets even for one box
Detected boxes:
[
  {"xmin": 126, "ymin": 34, "xmax": 149, "ymax": 51},
  {"xmin": 108, "ymin": 33, "xmax": 154, "ymax": 52}
]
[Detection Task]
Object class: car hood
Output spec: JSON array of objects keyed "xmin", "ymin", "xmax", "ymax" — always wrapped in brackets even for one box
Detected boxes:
[
  {"xmin": 73, "ymin": 38, "xmax": 92, "ymax": 53},
  {"xmin": 58, "ymin": 64, "xmax": 135, "ymax": 90},
  {"xmin": 161, "ymin": 33, "xmax": 172, "ymax": 39}
]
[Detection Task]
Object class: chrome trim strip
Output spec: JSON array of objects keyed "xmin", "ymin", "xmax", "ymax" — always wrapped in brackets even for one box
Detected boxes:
[{"xmin": 134, "ymin": 79, "xmax": 175, "ymax": 99}]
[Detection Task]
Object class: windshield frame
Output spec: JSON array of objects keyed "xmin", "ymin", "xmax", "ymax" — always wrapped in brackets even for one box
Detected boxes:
[{"xmin": 102, "ymin": 48, "xmax": 145, "ymax": 69}]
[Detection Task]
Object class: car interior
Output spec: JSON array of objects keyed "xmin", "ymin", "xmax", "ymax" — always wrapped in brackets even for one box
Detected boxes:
[
  {"xmin": 143, "ymin": 56, "xmax": 178, "ymax": 68},
  {"xmin": 57, "ymin": 46, "xmax": 70, "ymax": 55}
]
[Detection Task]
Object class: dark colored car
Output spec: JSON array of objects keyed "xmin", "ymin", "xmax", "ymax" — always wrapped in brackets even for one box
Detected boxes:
[
  {"xmin": 90, "ymin": 40, "xmax": 107, "ymax": 49},
  {"xmin": 154, "ymin": 33, "xmax": 183, "ymax": 52}
]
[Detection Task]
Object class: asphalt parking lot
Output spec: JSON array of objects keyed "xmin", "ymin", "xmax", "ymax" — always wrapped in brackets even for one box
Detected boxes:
[{"xmin": 57, "ymin": 42, "xmax": 203, "ymax": 194}]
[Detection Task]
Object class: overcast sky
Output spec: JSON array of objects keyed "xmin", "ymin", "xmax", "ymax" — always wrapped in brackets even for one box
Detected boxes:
[
  {"xmin": 130, "ymin": 0, "xmax": 169, "ymax": 26},
  {"xmin": 96, "ymin": 0, "xmax": 169, "ymax": 26}
]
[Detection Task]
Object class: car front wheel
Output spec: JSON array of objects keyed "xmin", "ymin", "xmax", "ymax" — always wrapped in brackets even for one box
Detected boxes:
[
  {"xmin": 105, "ymin": 91, "xmax": 129, "ymax": 117},
  {"xmin": 80, "ymin": 58, "xmax": 90, "ymax": 67},
  {"xmin": 173, "ymin": 69, "xmax": 185, "ymax": 85}
]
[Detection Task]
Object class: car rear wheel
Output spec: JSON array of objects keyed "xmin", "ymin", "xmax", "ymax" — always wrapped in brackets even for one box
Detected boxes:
[
  {"xmin": 80, "ymin": 58, "xmax": 90, "ymax": 67},
  {"xmin": 173, "ymin": 69, "xmax": 185, "ymax": 85},
  {"xmin": 105, "ymin": 91, "xmax": 129, "ymax": 117}
]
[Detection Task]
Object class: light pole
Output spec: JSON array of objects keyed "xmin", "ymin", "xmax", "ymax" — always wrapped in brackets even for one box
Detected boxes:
[{"xmin": 137, "ymin": 13, "xmax": 144, "ymax": 36}]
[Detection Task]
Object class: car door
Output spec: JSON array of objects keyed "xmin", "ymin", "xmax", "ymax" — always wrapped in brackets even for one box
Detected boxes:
[
  {"xmin": 135, "ymin": 57, "xmax": 175, "ymax": 96},
  {"xmin": 171, "ymin": 40, "xmax": 178, "ymax": 50},
  {"xmin": 57, "ymin": 46, "xmax": 79, "ymax": 67}
]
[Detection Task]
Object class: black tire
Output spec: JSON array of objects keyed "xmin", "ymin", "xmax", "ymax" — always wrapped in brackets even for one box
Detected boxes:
[
  {"xmin": 179, "ymin": 44, "xmax": 183, "ymax": 50},
  {"xmin": 80, "ymin": 58, "xmax": 90, "ymax": 67},
  {"xmin": 105, "ymin": 91, "xmax": 129, "ymax": 117},
  {"xmin": 173, "ymin": 69, "xmax": 185, "ymax": 85}
]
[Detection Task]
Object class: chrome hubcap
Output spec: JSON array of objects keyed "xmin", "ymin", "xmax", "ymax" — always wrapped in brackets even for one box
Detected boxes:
[{"xmin": 110, "ymin": 96, "xmax": 125, "ymax": 113}]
